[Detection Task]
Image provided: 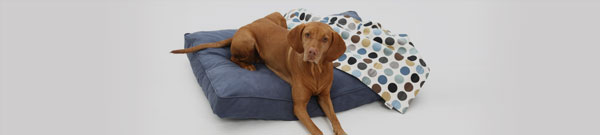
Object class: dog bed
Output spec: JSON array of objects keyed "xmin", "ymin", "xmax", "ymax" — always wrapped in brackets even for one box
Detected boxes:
[{"xmin": 183, "ymin": 11, "xmax": 380, "ymax": 120}]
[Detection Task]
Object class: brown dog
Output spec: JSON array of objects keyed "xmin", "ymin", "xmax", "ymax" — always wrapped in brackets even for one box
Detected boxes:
[{"xmin": 171, "ymin": 12, "xmax": 347, "ymax": 135}]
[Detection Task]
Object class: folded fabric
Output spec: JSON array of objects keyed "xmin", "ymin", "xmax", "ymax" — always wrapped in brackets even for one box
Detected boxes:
[
  {"xmin": 183, "ymin": 11, "xmax": 381, "ymax": 120},
  {"xmin": 284, "ymin": 8, "xmax": 430, "ymax": 113}
]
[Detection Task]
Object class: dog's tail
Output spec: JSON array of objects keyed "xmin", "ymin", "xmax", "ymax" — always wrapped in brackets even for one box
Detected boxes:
[{"xmin": 170, "ymin": 38, "xmax": 233, "ymax": 54}]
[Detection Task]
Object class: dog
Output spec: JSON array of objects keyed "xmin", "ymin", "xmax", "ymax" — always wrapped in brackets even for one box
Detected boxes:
[{"xmin": 171, "ymin": 12, "xmax": 347, "ymax": 135}]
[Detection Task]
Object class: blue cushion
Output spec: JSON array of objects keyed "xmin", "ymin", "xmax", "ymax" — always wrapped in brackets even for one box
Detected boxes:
[{"xmin": 183, "ymin": 11, "xmax": 379, "ymax": 120}]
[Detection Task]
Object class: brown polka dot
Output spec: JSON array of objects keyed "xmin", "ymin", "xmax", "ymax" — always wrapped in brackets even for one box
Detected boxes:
[
  {"xmin": 414, "ymin": 89, "xmax": 420, "ymax": 96},
  {"xmin": 363, "ymin": 59, "xmax": 372, "ymax": 63},
  {"xmin": 356, "ymin": 31, "xmax": 362, "ymax": 35},
  {"xmin": 361, "ymin": 39, "xmax": 371, "ymax": 47},
  {"xmin": 351, "ymin": 35, "xmax": 360, "ymax": 43},
  {"xmin": 374, "ymin": 62, "xmax": 383, "ymax": 69},
  {"xmin": 341, "ymin": 65, "xmax": 351, "ymax": 72},
  {"xmin": 382, "ymin": 91, "xmax": 391, "ymax": 101},
  {"xmin": 344, "ymin": 15, "xmax": 351, "ymax": 18},
  {"xmin": 404, "ymin": 83, "xmax": 413, "ymax": 92},
  {"xmin": 394, "ymin": 53, "xmax": 404, "ymax": 60},
  {"xmin": 405, "ymin": 60, "xmax": 415, "ymax": 66},
  {"xmin": 333, "ymin": 62, "xmax": 341, "ymax": 67},
  {"xmin": 363, "ymin": 28, "xmax": 371, "ymax": 35},
  {"xmin": 290, "ymin": 14, "xmax": 296, "ymax": 18},
  {"xmin": 372, "ymin": 84, "xmax": 381, "ymax": 93},
  {"xmin": 384, "ymin": 30, "xmax": 391, "ymax": 34}
]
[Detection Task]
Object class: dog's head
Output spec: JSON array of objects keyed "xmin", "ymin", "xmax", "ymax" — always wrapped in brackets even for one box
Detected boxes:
[{"xmin": 287, "ymin": 22, "xmax": 346, "ymax": 64}]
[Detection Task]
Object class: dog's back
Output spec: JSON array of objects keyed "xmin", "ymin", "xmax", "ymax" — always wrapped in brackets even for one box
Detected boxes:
[
  {"xmin": 241, "ymin": 13, "xmax": 294, "ymax": 79},
  {"xmin": 169, "ymin": 12, "xmax": 287, "ymax": 54}
]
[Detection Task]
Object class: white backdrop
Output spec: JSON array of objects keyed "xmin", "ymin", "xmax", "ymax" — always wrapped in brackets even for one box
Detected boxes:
[{"xmin": 2, "ymin": 0, "xmax": 600, "ymax": 135}]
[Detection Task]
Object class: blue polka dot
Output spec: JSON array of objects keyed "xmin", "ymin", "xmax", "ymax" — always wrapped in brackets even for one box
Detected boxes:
[
  {"xmin": 287, "ymin": 23, "xmax": 295, "ymax": 29},
  {"xmin": 352, "ymin": 70, "xmax": 361, "ymax": 77},
  {"xmin": 378, "ymin": 75, "xmax": 388, "ymax": 84},
  {"xmin": 416, "ymin": 65, "xmax": 424, "ymax": 74},
  {"xmin": 400, "ymin": 66, "xmax": 410, "ymax": 75},
  {"xmin": 341, "ymin": 31, "xmax": 349, "ymax": 39},
  {"xmin": 361, "ymin": 77, "xmax": 371, "ymax": 85},
  {"xmin": 293, "ymin": 18, "xmax": 300, "ymax": 22},
  {"xmin": 384, "ymin": 68, "xmax": 393, "ymax": 76},
  {"xmin": 373, "ymin": 29, "xmax": 382, "ymax": 35},
  {"xmin": 357, "ymin": 24, "xmax": 362, "ymax": 30},
  {"xmin": 357, "ymin": 48, "xmax": 367, "ymax": 55},
  {"xmin": 409, "ymin": 48, "xmax": 418, "ymax": 54},
  {"xmin": 293, "ymin": 12, "xmax": 299, "ymax": 17},
  {"xmin": 333, "ymin": 27, "xmax": 340, "ymax": 33},
  {"xmin": 398, "ymin": 47, "xmax": 407, "ymax": 54},
  {"xmin": 338, "ymin": 54, "xmax": 347, "ymax": 61},
  {"xmin": 353, "ymin": 54, "xmax": 362, "ymax": 59},
  {"xmin": 392, "ymin": 100, "xmax": 401, "ymax": 109},
  {"xmin": 397, "ymin": 38, "xmax": 408, "ymax": 45},
  {"xmin": 372, "ymin": 43, "xmax": 382, "ymax": 51},
  {"xmin": 398, "ymin": 34, "xmax": 408, "ymax": 37},
  {"xmin": 394, "ymin": 75, "xmax": 404, "ymax": 83},
  {"xmin": 383, "ymin": 48, "xmax": 393, "ymax": 56}
]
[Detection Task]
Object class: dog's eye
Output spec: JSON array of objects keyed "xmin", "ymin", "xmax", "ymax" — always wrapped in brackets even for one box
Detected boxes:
[
  {"xmin": 322, "ymin": 37, "xmax": 328, "ymax": 42},
  {"xmin": 305, "ymin": 33, "xmax": 310, "ymax": 38}
]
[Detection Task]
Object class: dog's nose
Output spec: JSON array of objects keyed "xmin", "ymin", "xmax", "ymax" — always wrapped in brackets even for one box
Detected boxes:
[{"xmin": 308, "ymin": 48, "xmax": 318, "ymax": 57}]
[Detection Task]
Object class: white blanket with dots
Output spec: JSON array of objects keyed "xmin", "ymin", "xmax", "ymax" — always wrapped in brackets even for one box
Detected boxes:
[{"xmin": 284, "ymin": 8, "xmax": 430, "ymax": 113}]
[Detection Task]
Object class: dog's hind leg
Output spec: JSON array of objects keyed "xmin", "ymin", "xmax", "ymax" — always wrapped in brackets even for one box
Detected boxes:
[{"xmin": 229, "ymin": 28, "xmax": 260, "ymax": 71}]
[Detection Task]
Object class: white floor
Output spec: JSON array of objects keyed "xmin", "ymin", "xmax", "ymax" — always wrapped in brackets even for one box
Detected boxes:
[{"xmin": 2, "ymin": 0, "xmax": 600, "ymax": 135}]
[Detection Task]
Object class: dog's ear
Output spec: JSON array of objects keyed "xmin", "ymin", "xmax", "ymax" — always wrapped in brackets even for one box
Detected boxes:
[
  {"xmin": 287, "ymin": 23, "xmax": 305, "ymax": 53},
  {"xmin": 324, "ymin": 31, "xmax": 347, "ymax": 62}
]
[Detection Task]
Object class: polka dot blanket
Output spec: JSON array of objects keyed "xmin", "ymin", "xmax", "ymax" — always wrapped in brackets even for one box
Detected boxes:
[{"xmin": 284, "ymin": 8, "xmax": 430, "ymax": 113}]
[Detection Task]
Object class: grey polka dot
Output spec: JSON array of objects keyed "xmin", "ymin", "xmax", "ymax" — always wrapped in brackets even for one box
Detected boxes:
[
  {"xmin": 348, "ymin": 23, "xmax": 356, "ymax": 30},
  {"xmin": 348, "ymin": 44, "xmax": 356, "ymax": 51},
  {"xmin": 357, "ymin": 62, "xmax": 367, "ymax": 70},
  {"xmin": 385, "ymin": 37, "xmax": 395, "ymax": 45},
  {"xmin": 390, "ymin": 61, "xmax": 399, "ymax": 69},
  {"xmin": 305, "ymin": 14, "xmax": 312, "ymax": 21},
  {"xmin": 368, "ymin": 69, "xmax": 377, "ymax": 77},
  {"xmin": 311, "ymin": 17, "xmax": 320, "ymax": 22},
  {"xmin": 378, "ymin": 57, "xmax": 388, "ymax": 63}
]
